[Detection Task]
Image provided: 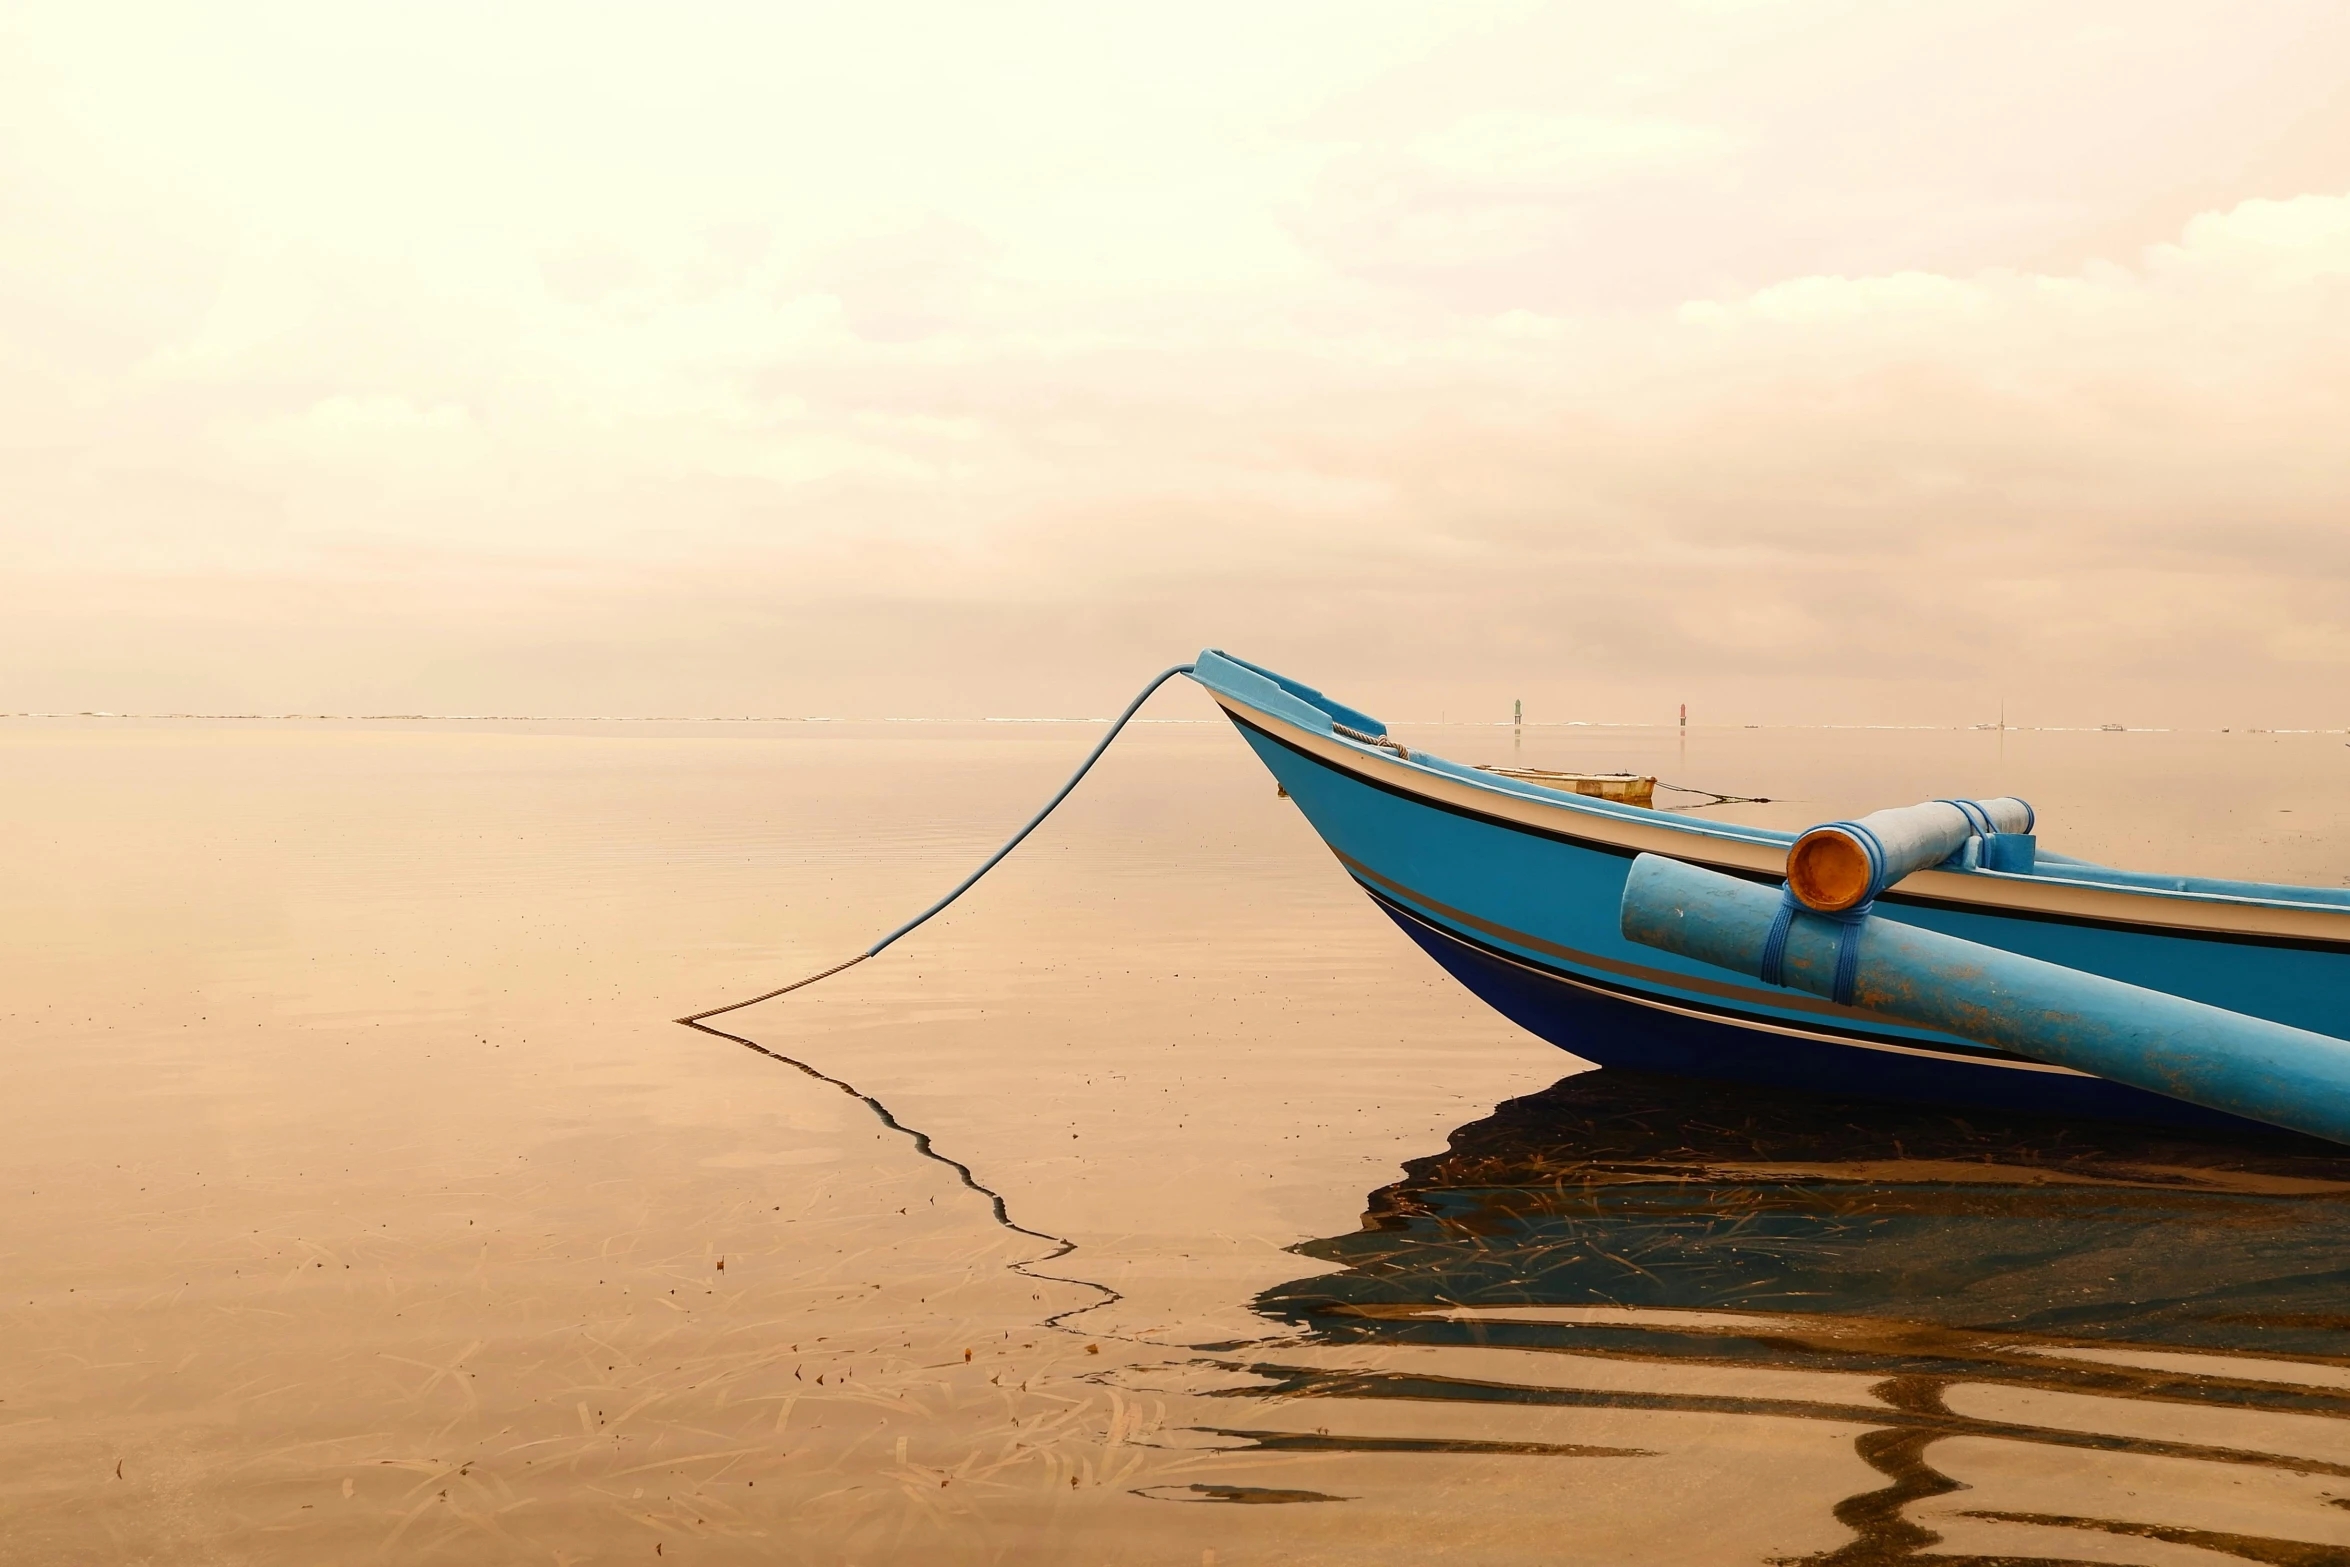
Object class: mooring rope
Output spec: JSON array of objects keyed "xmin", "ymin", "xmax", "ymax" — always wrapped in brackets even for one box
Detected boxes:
[
  {"xmin": 1655, "ymin": 780, "xmax": 1775, "ymax": 808},
  {"xmin": 673, "ymin": 662, "xmax": 1199, "ymax": 1024}
]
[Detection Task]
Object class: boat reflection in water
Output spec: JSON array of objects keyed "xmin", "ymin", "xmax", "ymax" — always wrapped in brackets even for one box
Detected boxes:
[{"xmin": 1210, "ymin": 1072, "xmax": 2350, "ymax": 1565}]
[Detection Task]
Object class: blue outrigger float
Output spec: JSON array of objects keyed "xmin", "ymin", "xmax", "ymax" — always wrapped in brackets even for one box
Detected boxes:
[{"xmin": 1186, "ymin": 650, "xmax": 2350, "ymax": 1137}]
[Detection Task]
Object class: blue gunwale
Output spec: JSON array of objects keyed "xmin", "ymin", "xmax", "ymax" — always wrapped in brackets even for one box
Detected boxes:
[
  {"xmin": 1220, "ymin": 707, "xmax": 2350, "ymax": 955},
  {"xmin": 1192, "ymin": 651, "xmax": 2350, "ymax": 1125}
]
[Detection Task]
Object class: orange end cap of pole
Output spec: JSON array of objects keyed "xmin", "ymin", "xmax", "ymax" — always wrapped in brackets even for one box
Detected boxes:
[{"xmin": 1786, "ymin": 827, "xmax": 1874, "ymax": 912}]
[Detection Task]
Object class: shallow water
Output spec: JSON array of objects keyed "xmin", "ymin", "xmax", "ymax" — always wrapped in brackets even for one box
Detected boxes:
[{"xmin": 4, "ymin": 711, "xmax": 2349, "ymax": 1564}]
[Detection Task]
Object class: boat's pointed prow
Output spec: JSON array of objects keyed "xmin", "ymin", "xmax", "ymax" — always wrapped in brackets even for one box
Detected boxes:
[{"xmin": 1188, "ymin": 649, "xmax": 1389, "ymax": 739}]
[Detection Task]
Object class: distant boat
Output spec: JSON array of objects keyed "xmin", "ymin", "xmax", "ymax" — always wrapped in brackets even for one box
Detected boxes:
[
  {"xmin": 1474, "ymin": 766, "xmax": 1654, "ymax": 807},
  {"xmin": 2100, "ymin": 722, "xmax": 2127, "ymax": 731},
  {"xmin": 1190, "ymin": 651, "xmax": 2350, "ymax": 1131}
]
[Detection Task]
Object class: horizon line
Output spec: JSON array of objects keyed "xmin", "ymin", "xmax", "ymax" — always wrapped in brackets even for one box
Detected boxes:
[{"xmin": 6, "ymin": 712, "xmax": 2345, "ymax": 736}]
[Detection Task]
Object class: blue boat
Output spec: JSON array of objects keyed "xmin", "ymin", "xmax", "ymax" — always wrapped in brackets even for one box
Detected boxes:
[{"xmin": 1187, "ymin": 649, "xmax": 2350, "ymax": 1131}]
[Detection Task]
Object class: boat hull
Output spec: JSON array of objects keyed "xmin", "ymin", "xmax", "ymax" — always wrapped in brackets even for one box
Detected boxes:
[
  {"xmin": 1205, "ymin": 681, "xmax": 2350, "ymax": 1130},
  {"xmin": 1376, "ymin": 886, "xmax": 2263, "ymax": 1129}
]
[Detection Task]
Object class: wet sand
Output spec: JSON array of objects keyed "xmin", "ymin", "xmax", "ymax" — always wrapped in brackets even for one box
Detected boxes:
[{"xmin": 4, "ymin": 711, "xmax": 2348, "ymax": 1564}]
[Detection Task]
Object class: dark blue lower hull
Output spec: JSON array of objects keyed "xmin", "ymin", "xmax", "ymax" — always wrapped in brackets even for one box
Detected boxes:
[{"xmin": 1374, "ymin": 890, "xmax": 2271, "ymax": 1133}]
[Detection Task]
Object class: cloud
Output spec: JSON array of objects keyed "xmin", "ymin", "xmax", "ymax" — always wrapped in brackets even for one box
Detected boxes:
[
  {"xmin": 4, "ymin": 2, "xmax": 2350, "ymax": 726},
  {"xmin": 1410, "ymin": 111, "xmax": 1731, "ymax": 188}
]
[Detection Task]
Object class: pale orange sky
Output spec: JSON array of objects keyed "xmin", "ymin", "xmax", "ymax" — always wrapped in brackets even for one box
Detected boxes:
[{"xmin": 6, "ymin": 2, "xmax": 2349, "ymax": 725}]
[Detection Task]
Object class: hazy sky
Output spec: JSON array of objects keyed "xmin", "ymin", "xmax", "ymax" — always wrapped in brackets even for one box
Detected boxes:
[{"xmin": 7, "ymin": 1, "xmax": 2349, "ymax": 723}]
